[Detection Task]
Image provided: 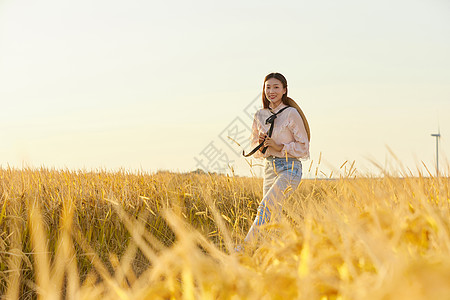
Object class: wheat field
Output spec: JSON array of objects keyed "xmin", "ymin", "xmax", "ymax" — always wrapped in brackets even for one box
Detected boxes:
[{"xmin": 0, "ymin": 164, "xmax": 449, "ymax": 299}]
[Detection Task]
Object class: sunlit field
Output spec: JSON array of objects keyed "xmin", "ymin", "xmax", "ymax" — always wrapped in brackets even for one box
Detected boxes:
[{"xmin": 0, "ymin": 164, "xmax": 449, "ymax": 299}]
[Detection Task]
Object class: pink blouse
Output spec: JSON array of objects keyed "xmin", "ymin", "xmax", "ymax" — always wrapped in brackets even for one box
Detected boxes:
[{"xmin": 250, "ymin": 103, "xmax": 310, "ymax": 160}]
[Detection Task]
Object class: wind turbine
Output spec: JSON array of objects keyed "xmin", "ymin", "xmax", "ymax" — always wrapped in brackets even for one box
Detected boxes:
[{"xmin": 431, "ymin": 124, "xmax": 441, "ymax": 176}]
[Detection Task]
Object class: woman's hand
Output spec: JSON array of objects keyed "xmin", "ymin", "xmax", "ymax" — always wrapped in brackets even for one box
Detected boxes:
[
  {"xmin": 258, "ymin": 132, "xmax": 267, "ymax": 152},
  {"xmin": 258, "ymin": 132, "xmax": 267, "ymax": 144},
  {"xmin": 264, "ymin": 137, "xmax": 283, "ymax": 152}
]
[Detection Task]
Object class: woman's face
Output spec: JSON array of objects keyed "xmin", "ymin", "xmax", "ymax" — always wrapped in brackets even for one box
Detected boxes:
[{"xmin": 264, "ymin": 78, "xmax": 286, "ymax": 105}]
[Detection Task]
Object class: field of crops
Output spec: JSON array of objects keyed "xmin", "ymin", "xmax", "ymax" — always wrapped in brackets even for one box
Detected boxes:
[{"xmin": 0, "ymin": 166, "xmax": 449, "ymax": 299}]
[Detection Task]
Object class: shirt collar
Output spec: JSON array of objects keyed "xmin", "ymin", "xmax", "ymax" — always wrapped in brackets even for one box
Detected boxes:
[{"xmin": 269, "ymin": 102, "xmax": 288, "ymax": 113}]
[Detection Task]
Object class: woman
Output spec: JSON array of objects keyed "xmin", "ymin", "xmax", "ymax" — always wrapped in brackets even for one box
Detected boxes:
[{"xmin": 242, "ymin": 72, "xmax": 310, "ymax": 244}]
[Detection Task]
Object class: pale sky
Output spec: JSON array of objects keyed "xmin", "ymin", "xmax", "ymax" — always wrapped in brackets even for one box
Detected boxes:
[{"xmin": 1, "ymin": 0, "xmax": 449, "ymax": 177}]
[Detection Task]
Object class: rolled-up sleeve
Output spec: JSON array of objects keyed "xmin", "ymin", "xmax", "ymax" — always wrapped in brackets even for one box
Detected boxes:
[{"xmin": 281, "ymin": 110, "xmax": 310, "ymax": 159}]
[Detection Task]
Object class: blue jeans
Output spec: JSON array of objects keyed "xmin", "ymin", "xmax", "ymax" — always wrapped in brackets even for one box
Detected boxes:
[{"xmin": 244, "ymin": 157, "xmax": 302, "ymax": 243}]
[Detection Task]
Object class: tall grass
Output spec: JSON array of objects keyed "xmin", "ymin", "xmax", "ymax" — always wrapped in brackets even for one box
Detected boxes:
[{"xmin": 0, "ymin": 166, "xmax": 449, "ymax": 299}]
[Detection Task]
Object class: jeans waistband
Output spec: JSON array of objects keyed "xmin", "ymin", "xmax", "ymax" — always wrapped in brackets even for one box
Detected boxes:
[{"xmin": 266, "ymin": 156, "xmax": 300, "ymax": 161}]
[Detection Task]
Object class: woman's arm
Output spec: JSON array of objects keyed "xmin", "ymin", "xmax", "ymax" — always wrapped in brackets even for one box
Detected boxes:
[
  {"xmin": 263, "ymin": 136, "xmax": 283, "ymax": 152},
  {"xmin": 249, "ymin": 112, "xmax": 265, "ymax": 158},
  {"xmin": 280, "ymin": 110, "xmax": 310, "ymax": 159}
]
